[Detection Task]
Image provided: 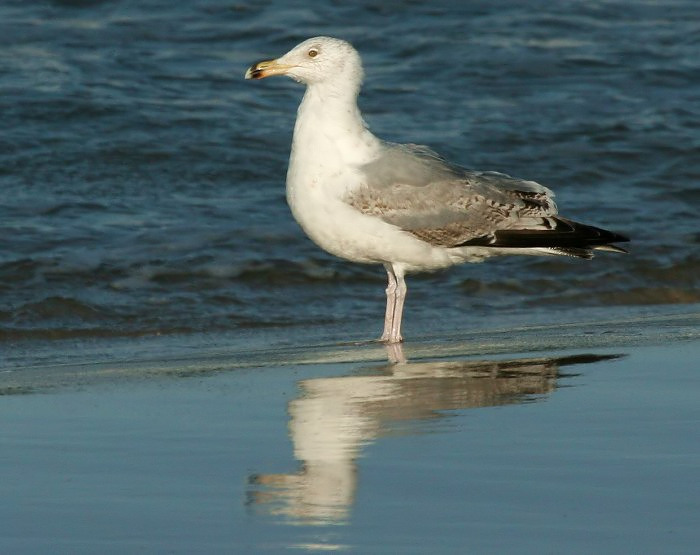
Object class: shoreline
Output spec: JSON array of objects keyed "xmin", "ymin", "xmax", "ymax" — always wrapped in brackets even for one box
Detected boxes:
[{"xmin": 2, "ymin": 308, "xmax": 698, "ymax": 395}]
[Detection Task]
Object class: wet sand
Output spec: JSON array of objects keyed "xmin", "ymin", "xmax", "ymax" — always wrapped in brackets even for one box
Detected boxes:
[{"xmin": 1, "ymin": 311, "xmax": 699, "ymax": 553}]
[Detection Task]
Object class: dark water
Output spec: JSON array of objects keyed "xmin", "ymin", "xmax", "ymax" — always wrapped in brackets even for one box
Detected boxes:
[{"xmin": 1, "ymin": 0, "xmax": 699, "ymax": 350}]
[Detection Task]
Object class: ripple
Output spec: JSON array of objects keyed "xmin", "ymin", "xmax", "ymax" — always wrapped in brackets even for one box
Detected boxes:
[{"xmin": 1, "ymin": 0, "xmax": 698, "ymax": 343}]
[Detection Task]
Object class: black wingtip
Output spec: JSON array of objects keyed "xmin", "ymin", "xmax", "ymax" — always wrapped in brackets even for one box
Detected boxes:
[{"xmin": 458, "ymin": 218, "xmax": 630, "ymax": 256}]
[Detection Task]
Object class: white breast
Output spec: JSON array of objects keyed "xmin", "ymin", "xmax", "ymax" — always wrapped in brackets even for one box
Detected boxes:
[{"xmin": 284, "ymin": 86, "xmax": 457, "ymax": 272}]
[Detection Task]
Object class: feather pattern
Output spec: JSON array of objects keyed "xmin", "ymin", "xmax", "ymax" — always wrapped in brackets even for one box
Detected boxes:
[{"xmin": 345, "ymin": 142, "xmax": 626, "ymax": 256}]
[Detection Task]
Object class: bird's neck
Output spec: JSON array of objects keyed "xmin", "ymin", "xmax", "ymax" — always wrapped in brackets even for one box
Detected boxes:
[{"xmin": 292, "ymin": 82, "xmax": 380, "ymax": 166}]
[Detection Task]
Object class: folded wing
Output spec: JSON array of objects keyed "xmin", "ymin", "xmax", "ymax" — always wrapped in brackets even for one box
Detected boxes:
[{"xmin": 346, "ymin": 143, "xmax": 628, "ymax": 258}]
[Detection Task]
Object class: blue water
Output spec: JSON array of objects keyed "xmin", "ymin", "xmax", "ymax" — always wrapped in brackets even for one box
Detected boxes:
[
  {"xmin": 1, "ymin": 4, "xmax": 699, "ymax": 551},
  {"xmin": 1, "ymin": 0, "xmax": 699, "ymax": 352}
]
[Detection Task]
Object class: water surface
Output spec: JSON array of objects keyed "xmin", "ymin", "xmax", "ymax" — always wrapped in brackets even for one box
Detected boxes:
[
  {"xmin": 1, "ymin": 0, "xmax": 698, "ymax": 359},
  {"xmin": 1, "ymin": 4, "xmax": 699, "ymax": 551},
  {"xmin": 1, "ymin": 338, "xmax": 698, "ymax": 553}
]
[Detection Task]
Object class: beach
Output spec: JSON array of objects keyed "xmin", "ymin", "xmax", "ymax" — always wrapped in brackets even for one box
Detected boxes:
[
  {"xmin": 2, "ymin": 311, "xmax": 699, "ymax": 553},
  {"xmin": 2, "ymin": 0, "xmax": 699, "ymax": 551}
]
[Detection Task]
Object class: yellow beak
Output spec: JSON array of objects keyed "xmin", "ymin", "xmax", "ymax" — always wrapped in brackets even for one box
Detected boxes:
[{"xmin": 244, "ymin": 59, "xmax": 293, "ymax": 80}]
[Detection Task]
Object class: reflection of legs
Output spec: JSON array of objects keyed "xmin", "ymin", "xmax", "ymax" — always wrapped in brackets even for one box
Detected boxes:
[
  {"xmin": 384, "ymin": 342, "xmax": 407, "ymax": 364},
  {"xmin": 380, "ymin": 265, "xmax": 397, "ymax": 342},
  {"xmin": 380, "ymin": 264, "xmax": 406, "ymax": 344}
]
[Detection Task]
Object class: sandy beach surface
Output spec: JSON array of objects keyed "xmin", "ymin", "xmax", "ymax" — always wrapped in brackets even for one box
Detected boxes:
[{"xmin": 2, "ymin": 310, "xmax": 698, "ymax": 553}]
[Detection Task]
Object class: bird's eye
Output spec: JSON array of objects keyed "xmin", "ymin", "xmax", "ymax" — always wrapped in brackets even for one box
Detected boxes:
[{"xmin": 308, "ymin": 48, "xmax": 318, "ymax": 58}]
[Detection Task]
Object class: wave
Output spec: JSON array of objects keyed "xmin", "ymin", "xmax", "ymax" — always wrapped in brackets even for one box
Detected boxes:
[{"xmin": 1, "ymin": 252, "xmax": 697, "ymax": 342}]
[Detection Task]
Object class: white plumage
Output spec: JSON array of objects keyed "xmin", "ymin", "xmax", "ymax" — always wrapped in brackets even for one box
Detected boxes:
[{"xmin": 245, "ymin": 36, "xmax": 628, "ymax": 343}]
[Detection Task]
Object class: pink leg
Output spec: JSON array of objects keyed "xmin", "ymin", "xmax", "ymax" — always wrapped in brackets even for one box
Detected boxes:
[
  {"xmin": 379, "ymin": 265, "xmax": 397, "ymax": 342},
  {"xmin": 388, "ymin": 268, "xmax": 407, "ymax": 344},
  {"xmin": 380, "ymin": 264, "xmax": 407, "ymax": 344}
]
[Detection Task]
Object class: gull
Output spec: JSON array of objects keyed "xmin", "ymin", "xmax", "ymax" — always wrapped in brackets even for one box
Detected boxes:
[{"xmin": 245, "ymin": 36, "xmax": 629, "ymax": 344}]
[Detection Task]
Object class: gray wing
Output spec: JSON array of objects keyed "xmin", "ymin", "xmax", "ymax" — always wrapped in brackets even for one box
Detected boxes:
[{"xmin": 345, "ymin": 143, "xmax": 559, "ymax": 248}]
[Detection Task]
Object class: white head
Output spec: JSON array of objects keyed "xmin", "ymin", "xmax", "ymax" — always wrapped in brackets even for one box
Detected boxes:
[{"xmin": 245, "ymin": 36, "xmax": 364, "ymax": 90}]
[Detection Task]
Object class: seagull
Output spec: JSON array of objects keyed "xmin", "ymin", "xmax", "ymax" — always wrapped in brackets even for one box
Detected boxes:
[{"xmin": 245, "ymin": 36, "xmax": 629, "ymax": 344}]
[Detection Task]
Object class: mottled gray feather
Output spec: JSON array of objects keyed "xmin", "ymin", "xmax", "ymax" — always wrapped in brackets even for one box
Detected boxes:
[{"xmin": 345, "ymin": 143, "xmax": 558, "ymax": 247}]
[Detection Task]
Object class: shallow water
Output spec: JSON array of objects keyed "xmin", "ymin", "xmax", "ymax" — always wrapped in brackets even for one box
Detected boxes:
[
  {"xmin": 1, "ymin": 335, "xmax": 698, "ymax": 553},
  {"xmin": 1, "ymin": 0, "xmax": 699, "ymax": 352},
  {"xmin": 1, "ymin": 5, "xmax": 699, "ymax": 550}
]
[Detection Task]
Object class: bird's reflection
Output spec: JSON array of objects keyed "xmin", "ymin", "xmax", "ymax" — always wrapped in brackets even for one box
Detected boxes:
[{"xmin": 248, "ymin": 346, "xmax": 620, "ymax": 526}]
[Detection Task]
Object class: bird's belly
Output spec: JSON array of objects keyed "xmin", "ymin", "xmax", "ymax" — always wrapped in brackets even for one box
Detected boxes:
[
  {"xmin": 296, "ymin": 209, "xmax": 393, "ymax": 264},
  {"xmin": 287, "ymin": 180, "xmax": 453, "ymax": 271}
]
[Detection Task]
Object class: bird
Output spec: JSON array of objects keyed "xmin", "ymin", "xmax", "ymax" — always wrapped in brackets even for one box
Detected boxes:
[{"xmin": 244, "ymin": 36, "xmax": 629, "ymax": 344}]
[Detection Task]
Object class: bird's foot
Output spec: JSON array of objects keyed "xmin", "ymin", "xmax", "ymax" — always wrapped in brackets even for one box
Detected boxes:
[{"xmin": 378, "ymin": 334, "xmax": 403, "ymax": 344}]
